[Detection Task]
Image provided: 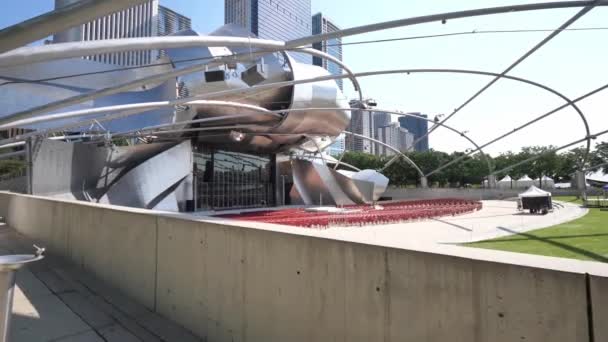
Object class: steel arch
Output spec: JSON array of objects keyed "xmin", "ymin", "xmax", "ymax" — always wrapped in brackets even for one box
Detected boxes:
[
  {"xmin": 0, "ymin": 50, "xmax": 360, "ymax": 126},
  {"xmin": 341, "ymin": 131, "xmax": 425, "ymax": 179},
  {"xmin": 286, "ymin": 1, "xmax": 608, "ymax": 47},
  {"xmin": 274, "ymin": 107, "xmax": 491, "ymax": 177}
]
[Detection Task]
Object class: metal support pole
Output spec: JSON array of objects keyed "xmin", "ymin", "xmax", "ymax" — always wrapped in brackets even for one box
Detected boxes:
[
  {"xmin": 282, "ymin": 175, "xmax": 286, "ymax": 206},
  {"xmin": 24, "ymin": 138, "xmax": 33, "ymax": 195},
  {"xmin": 193, "ymin": 169, "xmax": 198, "ymax": 211}
]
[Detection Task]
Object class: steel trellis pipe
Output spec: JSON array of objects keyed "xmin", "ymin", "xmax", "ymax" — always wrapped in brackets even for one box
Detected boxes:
[
  {"xmin": 56, "ymin": 107, "xmax": 476, "ymax": 181},
  {"xmin": 0, "ymin": 69, "xmax": 370, "ymax": 145},
  {"xmin": 0, "ymin": 100, "xmax": 282, "ymax": 149},
  {"xmin": 407, "ymin": 3, "xmax": 597, "ymax": 161},
  {"xmin": 273, "ymin": 107, "xmax": 491, "ymax": 176},
  {"xmin": 0, "ymin": 0, "xmax": 149, "ymax": 54},
  {"xmin": 340, "ymin": 131, "xmax": 425, "ymax": 179},
  {"xmin": 426, "ymin": 82, "xmax": 608, "ymax": 178},
  {"xmin": 1, "ymin": 100, "xmax": 281, "ymax": 130},
  {"xmin": 0, "ymin": 67, "xmax": 597, "ymax": 183},
  {"xmin": 0, "ymin": 45, "xmax": 361, "ymax": 127},
  {"xmin": 0, "ymin": 67, "xmax": 592, "ymax": 177},
  {"xmin": 0, "ymin": 67, "xmax": 584, "ymax": 132},
  {"xmin": 582, "ymin": 161, "xmax": 608, "ymax": 173},
  {"xmin": 491, "ymin": 128, "xmax": 608, "ymax": 176},
  {"xmin": 0, "ymin": 150, "xmax": 25, "ymax": 160},
  {"xmin": 286, "ymin": 1, "xmax": 608, "ymax": 47}
]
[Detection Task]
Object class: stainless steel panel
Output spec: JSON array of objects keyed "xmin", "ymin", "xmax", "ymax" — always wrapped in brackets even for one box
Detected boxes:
[{"xmin": 98, "ymin": 140, "xmax": 192, "ymax": 209}]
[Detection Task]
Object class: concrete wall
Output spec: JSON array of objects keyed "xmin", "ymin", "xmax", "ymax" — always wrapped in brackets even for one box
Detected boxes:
[
  {"xmin": 0, "ymin": 192, "xmax": 157, "ymax": 309},
  {"xmin": 0, "ymin": 191, "xmax": 606, "ymax": 341},
  {"xmin": 385, "ymin": 187, "xmax": 602, "ymax": 201}
]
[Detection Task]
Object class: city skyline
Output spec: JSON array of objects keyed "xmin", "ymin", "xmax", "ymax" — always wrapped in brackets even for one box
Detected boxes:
[{"xmin": 2, "ymin": 0, "xmax": 606, "ymax": 156}]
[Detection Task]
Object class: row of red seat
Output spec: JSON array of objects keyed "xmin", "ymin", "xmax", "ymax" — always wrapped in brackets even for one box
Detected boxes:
[{"xmin": 218, "ymin": 199, "xmax": 482, "ymax": 228}]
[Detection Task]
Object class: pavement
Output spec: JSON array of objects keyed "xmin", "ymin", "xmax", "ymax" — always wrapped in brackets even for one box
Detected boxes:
[
  {"xmin": 305, "ymin": 200, "xmax": 588, "ymax": 246},
  {"xmin": 209, "ymin": 200, "xmax": 587, "ymax": 249},
  {"xmin": 0, "ymin": 224, "xmax": 201, "ymax": 342}
]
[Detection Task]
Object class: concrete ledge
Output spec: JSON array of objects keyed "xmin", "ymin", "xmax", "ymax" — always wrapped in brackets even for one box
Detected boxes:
[
  {"xmin": 0, "ymin": 191, "xmax": 606, "ymax": 341},
  {"xmin": 590, "ymin": 275, "xmax": 608, "ymax": 341},
  {"xmin": 0, "ymin": 192, "xmax": 157, "ymax": 310}
]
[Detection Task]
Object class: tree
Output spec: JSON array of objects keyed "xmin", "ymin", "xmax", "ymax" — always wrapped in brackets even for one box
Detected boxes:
[
  {"xmin": 0, "ymin": 159, "xmax": 25, "ymax": 178},
  {"xmin": 555, "ymin": 147, "xmax": 587, "ymax": 181},
  {"xmin": 340, "ymin": 151, "xmax": 383, "ymax": 171},
  {"xmin": 590, "ymin": 141, "xmax": 608, "ymax": 173},
  {"xmin": 337, "ymin": 143, "xmax": 599, "ymax": 188}
]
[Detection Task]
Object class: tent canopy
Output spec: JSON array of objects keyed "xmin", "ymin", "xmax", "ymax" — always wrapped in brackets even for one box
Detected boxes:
[
  {"xmin": 519, "ymin": 185, "xmax": 552, "ymax": 198},
  {"xmin": 518, "ymin": 175, "xmax": 533, "ymax": 181},
  {"xmin": 498, "ymin": 175, "xmax": 512, "ymax": 182},
  {"xmin": 541, "ymin": 175, "xmax": 554, "ymax": 181}
]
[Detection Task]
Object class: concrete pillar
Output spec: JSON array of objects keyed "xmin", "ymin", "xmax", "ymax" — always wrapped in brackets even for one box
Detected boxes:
[
  {"xmin": 25, "ymin": 138, "xmax": 33, "ymax": 195},
  {"xmin": 488, "ymin": 175, "xmax": 497, "ymax": 189},
  {"xmin": 574, "ymin": 170, "xmax": 587, "ymax": 200},
  {"xmin": 420, "ymin": 176, "xmax": 428, "ymax": 189},
  {"xmin": 574, "ymin": 171, "xmax": 586, "ymax": 190}
]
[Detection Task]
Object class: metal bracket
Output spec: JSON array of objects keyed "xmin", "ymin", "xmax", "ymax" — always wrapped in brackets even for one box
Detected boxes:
[{"xmin": 33, "ymin": 244, "xmax": 45, "ymax": 257}]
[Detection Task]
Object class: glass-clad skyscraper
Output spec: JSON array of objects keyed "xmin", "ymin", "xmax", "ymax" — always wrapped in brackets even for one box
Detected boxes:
[
  {"xmin": 312, "ymin": 12, "xmax": 343, "ymax": 90},
  {"xmin": 398, "ymin": 113, "xmax": 429, "ymax": 151},
  {"xmin": 52, "ymin": 0, "xmax": 191, "ymax": 66},
  {"xmin": 376, "ymin": 123, "xmax": 414, "ymax": 156},
  {"xmin": 225, "ymin": 0, "xmax": 312, "ymax": 64}
]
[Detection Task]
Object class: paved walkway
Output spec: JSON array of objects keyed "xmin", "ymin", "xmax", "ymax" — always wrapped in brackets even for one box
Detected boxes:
[
  {"xmin": 0, "ymin": 224, "xmax": 201, "ymax": 342},
  {"xmin": 233, "ymin": 200, "xmax": 587, "ymax": 248},
  {"xmin": 323, "ymin": 200, "xmax": 586, "ymax": 245}
]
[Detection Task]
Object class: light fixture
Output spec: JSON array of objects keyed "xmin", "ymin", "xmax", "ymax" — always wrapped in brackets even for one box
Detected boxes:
[
  {"xmin": 229, "ymin": 130, "xmax": 245, "ymax": 142},
  {"xmin": 434, "ymin": 114, "xmax": 445, "ymax": 122}
]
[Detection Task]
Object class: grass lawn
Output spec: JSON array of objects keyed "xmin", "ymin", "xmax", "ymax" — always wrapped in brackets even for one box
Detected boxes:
[{"xmin": 466, "ymin": 196, "xmax": 608, "ymax": 262}]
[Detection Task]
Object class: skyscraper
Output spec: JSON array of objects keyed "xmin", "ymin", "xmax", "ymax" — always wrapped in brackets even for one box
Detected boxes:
[
  {"xmin": 53, "ymin": 0, "xmax": 191, "ymax": 66},
  {"xmin": 225, "ymin": 0, "xmax": 312, "ymax": 64},
  {"xmin": 345, "ymin": 100, "xmax": 375, "ymax": 154},
  {"xmin": 327, "ymin": 134, "xmax": 345, "ymax": 156},
  {"xmin": 311, "ymin": 13, "xmax": 343, "ymax": 90},
  {"xmin": 370, "ymin": 111, "xmax": 390, "ymax": 155},
  {"xmin": 377, "ymin": 122, "xmax": 414, "ymax": 156},
  {"xmin": 398, "ymin": 113, "xmax": 429, "ymax": 151}
]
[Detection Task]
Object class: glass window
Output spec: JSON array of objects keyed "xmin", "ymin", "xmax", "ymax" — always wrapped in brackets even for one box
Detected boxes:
[{"xmin": 194, "ymin": 148, "xmax": 274, "ymax": 210}]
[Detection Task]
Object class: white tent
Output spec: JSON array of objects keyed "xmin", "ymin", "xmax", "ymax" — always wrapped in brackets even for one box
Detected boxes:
[
  {"xmin": 516, "ymin": 175, "xmax": 534, "ymax": 188},
  {"xmin": 497, "ymin": 175, "xmax": 513, "ymax": 189},
  {"xmin": 518, "ymin": 185, "xmax": 553, "ymax": 213},
  {"xmin": 587, "ymin": 170, "xmax": 608, "ymax": 186},
  {"xmin": 539, "ymin": 175, "xmax": 555, "ymax": 189},
  {"xmin": 518, "ymin": 185, "xmax": 552, "ymax": 198}
]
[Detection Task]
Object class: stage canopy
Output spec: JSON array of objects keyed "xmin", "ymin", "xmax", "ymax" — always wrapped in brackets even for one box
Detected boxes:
[{"xmin": 519, "ymin": 185, "xmax": 552, "ymax": 198}]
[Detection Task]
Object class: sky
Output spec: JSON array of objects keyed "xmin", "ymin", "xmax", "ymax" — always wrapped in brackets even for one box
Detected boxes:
[{"xmin": 1, "ymin": 0, "xmax": 607, "ymax": 156}]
